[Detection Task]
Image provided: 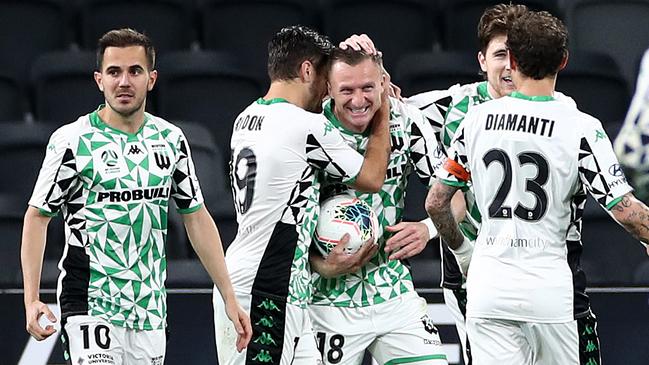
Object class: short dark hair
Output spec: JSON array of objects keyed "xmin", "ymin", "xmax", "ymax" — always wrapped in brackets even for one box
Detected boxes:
[
  {"xmin": 96, "ymin": 28, "xmax": 156, "ymax": 70},
  {"xmin": 477, "ymin": 3, "xmax": 529, "ymax": 53},
  {"xmin": 507, "ymin": 10, "xmax": 568, "ymax": 80},
  {"xmin": 267, "ymin": 25, "xmax": 333, "ymax": 81},
  {"xmin": 329, "ymin": 47, "xmax": 383, "ymax": 70}
]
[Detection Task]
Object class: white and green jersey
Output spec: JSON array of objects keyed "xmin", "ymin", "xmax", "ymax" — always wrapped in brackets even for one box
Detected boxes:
[
  {"xmin": 440, "ymin": 91, "xmax": 632, "ymax": 322},
  {"xmin": 226, "ymin": 98, "xmax": 365, "ymax": 308},
  {"xmin": 29, "ymin": 106, "xmax": 203, "ymax": 330},
  {"xmin": 408, "ymin": 81, "xmax": 577, "ymax": 289},
  {"xmin": 615, "ymin": 49, "xmax": 649, "ymax": 201},
  {"xmin": 311, "ymin": 97, "xmax": 442, "ymax": 307}
]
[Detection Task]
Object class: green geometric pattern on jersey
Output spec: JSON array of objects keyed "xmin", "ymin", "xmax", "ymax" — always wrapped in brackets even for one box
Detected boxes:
[
  {"xmin": 311, "ymin": 99, "xmax": 435, "ymax": 307},
  {"xmin": 45, "ymin": 108, "xmax": 201, "ymax": 330},
  {"xmin": 442, "ymin": 82, "xmax": 492, "ymax": 240}
]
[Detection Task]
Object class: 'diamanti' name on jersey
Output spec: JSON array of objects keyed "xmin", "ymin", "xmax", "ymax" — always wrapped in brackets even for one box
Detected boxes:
[{"xmin": 485, "ymin": 113, "xmax": 556, "ymax": 137}]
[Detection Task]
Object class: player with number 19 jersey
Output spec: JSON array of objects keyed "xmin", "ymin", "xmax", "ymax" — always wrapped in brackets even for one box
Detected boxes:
[
  {"xmin": 439, "ymin": 92, "xmax": 633, "ymax": 322},
  {"xmin": 225, "ymin": 98, "xmax": 365, "ymax": 307},
  {"xmin": 214, "ymin": 97, "xmax": 366, "ymax": 365}
]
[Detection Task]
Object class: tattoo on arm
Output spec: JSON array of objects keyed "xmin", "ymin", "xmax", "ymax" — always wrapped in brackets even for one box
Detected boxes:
[
  {"xmin": 612, "ymin": 193, "xmax": 649, "ymax": 242},
  {"xmin": 426, "ymin": 183, "xmax": 464, "ymax": 249}
]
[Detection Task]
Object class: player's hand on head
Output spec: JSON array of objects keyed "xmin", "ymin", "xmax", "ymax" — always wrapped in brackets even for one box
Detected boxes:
[
  {"xmin": 339, "ymin": 34, "xmax": 379, "ymax": 56},
  {"xmin": 384, "ymin": 222, "xmax": 430, "ymax": 260},
  {"xmin": 225, "ymin": 299, "xmax": 252, "ymax": 352},
  {"xmin": 323, "ymin": 233, "xmax": 378, "ymax": 277},
  {"xmin": 25, "ymin": 300, "xmax": 57, "ymax": 341}
]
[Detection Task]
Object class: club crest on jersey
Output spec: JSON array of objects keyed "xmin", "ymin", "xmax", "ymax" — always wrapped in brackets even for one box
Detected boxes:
[{"xmin": 154, "ymin": 151, "xmax": 171, "ymax": 170}]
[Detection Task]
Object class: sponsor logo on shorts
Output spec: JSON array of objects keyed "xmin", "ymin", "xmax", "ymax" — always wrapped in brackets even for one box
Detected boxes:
[
  {"xmin": 85, "ymin": 353, "xmax": 116, "ymax": 364},
  {"xmin": 151, "ymin": 355, "xmax": 164, "ymax": 365}
]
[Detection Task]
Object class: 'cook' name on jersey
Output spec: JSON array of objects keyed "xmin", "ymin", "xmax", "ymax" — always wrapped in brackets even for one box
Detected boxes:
[{"xmin": 485, "ymin": 113, "xmax": 556, "ymax": 137}]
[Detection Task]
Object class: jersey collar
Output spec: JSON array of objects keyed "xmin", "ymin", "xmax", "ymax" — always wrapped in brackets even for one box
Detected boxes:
[
  {"xmin": 90, "ymin": 104, "xmax": 150, "ymax": 138},
  {"xmin": 477, "ymin": 81, "xmax": 492, "ymax": 102},
  {"xmin": 509, "ymin": 91, "xmax": 555, "ymax": 102},
  {"xmin": 256, "ymin": 97, "xmax": 290, "ymax": 105}
]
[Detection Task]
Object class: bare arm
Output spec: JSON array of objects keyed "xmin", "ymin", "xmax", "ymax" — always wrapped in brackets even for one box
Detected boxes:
[
  {"xmin": 610, "ymin": 193, "xmax": 649, "ymax": 251},
  {"xmin": 350, "ymin": 75, "xmax": 391, "ymax": 193},
  {"xmin": 425, "ymin": 182, "xmax": 464, "ymax": 250},
  {"xmin": 385, "ymin": 190, "xmax": 467, "ymax": 260},
  {"xmin": 310, "ymin": 234, "xmax": 378, "ymax": 278},
  {"xmin": 182, "ymin": 206, "xmax": 252, "ymax": 351},
  {"xmin": 21, "ymin": 206, "xmax": 57, "ymax": 340}
]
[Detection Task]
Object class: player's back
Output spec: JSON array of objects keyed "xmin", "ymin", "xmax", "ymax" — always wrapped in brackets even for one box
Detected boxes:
[
  {"xmin": 226, "ymin": 98, "xmax": 363, "ymax": 306},
  {"xmin": 457, "ymin": 92, "xmax": 630, "ymax": 322}
]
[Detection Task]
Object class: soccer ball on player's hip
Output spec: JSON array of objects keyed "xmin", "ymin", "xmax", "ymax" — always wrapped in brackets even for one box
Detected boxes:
[{"xmin": 314, "ymin": 194, "xmax": 379, "ymax": 257}]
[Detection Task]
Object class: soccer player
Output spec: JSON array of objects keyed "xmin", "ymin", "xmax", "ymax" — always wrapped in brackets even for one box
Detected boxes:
[
  {"xmin": 21, "ymin": 28, "xmax": 251, "ymax": 364},
  {"xmin": 308, "ymin": 47, "xmax": 449, "ymax": 365},
  {"xmin": 342, "ymin": 5, "xmax": 583, "ymax": 364},
  {"xmin": 212, "ymin": 26, "xmax": 391, "ymax": 365},
  {"xmin": 426, "ymin": 10, "xmax": 649, "ymax": 364},
  {"xmin": 614, "ymin": 48, "xmax": 649, "ymax": 202}
]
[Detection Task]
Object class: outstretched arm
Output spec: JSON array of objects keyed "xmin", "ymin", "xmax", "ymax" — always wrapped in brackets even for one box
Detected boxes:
[{"xmin": 182, "ymin": 206, "xmax": 252, "ymax": 351}]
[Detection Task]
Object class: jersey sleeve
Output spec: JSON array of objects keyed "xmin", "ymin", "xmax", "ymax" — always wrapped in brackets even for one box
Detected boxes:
[
  {"xmin": 438, "ymin": 110, "xmax": 473, "ymax": 189},
  {"xmin": 305, "ymin": 115, "xmax": 364, "ymax": 184},
  {"xmin": 613, "ymin": 49, "xmax": 649, "ymax": 199},
  {"xmin": 28, "ymin": 127, "xmax": 79, "ymax": 216},
  {"xmin": 578, "ymin": 119, "xmax": 634, "ymax": 210},
  {"xmin": 406, "ymin": 88, "xmax": 454, "ymax": 138},
  {"xmin": 171, "ymin": 131, "xmax": 204, "ymax": 214},
  {"xmin": 407, "ymin": 104, "xmax": 445, "ymax": 187}
]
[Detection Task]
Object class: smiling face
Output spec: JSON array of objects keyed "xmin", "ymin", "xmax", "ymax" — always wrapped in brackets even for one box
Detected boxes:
[
  {"xmin": 94, "ymin": 45, "xmax": 157, "ymax": 119},
  {"xmin": 328, "ymin": 58, "xmax": 384, "ymax": 133},
  {"xmin": 478, "ymin": 34, "xmax": 515, "ymax": 98}
]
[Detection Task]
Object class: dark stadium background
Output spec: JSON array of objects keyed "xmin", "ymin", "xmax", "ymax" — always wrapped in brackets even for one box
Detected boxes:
[{"xmin": 2, "ymin": 0, "xmax": 648, "ymax": 364}]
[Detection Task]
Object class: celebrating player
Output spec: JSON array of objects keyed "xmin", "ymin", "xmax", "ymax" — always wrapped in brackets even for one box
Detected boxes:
[
  {"xmin": 427, "ymin": 10, "xmax": 649, "ymax": 364},
  {"xmin": 212, "ymin": 26, "xmax": 391, "ymax": 365},
  {"xmin": 21, "ymin": 28, "xmax": 251, "ymax": 364},
  {"xmin": 309, "ymin": 47, "xmax": 453, "ymax": 365}
]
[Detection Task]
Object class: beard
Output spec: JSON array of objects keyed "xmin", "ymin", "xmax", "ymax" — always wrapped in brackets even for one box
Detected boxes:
[{"xmin": 306, "ymin": 82, "xmax": 325, "ymax": 113}]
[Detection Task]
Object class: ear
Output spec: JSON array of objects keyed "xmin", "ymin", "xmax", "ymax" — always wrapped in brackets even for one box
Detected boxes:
[
  {"xmin": 299, "ymin": 60, "xmax": 314, "ymax": 82},
  {"xmin": 94, "ymin": 71, "xmax": 104, "ymax": 92},
  {"xmin": 478, "ymin": 51, "xmax": 487, "ymax": 73},
  {"xmin": 558, "ymin": 50, "xmax": 569, "ymax": 72},
  {"xmin": 327, "ymin": 80, "xmax": 332, "ymax": 96},
  {"xmin": 147, "ymin": 69, "xmax": 158, "ymax": 91}
]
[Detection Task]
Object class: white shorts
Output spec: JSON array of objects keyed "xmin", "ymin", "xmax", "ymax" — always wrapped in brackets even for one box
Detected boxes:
[
  {"xmin": 309, "ymin": 292, "xmax": 448, "ymax": 365},
  {"xmin": 466, "ymin": 317, "xmax": 579, "ymax": 365},
  {"xmin": 62, "ymin": 315, "xmax": 166, "ymax": 365},
  {"xmin": 442, "ymin": 287, "xmax": 471, "ymax": 365},
  {"xmin": 214, "ymin": 290, "xmax": 321, "ymax": 365}
]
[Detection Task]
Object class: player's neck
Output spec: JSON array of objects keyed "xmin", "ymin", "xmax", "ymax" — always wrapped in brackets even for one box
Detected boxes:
[
  {"xmin": 264, "ymin": 81, "xmax": 310, "ymax": 110},
  {"xmin": 98, "ymin": 104, "xmax": 146, "ymax": 134},
  {"xmin": 513, "ymin": 74, "xmax": 557, "ymax": 98}
]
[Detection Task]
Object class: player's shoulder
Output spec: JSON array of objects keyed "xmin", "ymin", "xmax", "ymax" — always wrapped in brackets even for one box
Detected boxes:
[
  {"xmin": 449, "ymin": 81, "xmax": 484, "ymax": 101},
  {"xmin": 49, "ymin": 113, "xmax": 95, "ymax": 145},
  {"xmin": 144, "ymin": 113, "xmax": 186, "ymax": 140},
  {"xmin": 553, "ymin": 90, "xmax": 577, "ymax": 109},
  {"xmin": 406, "ymin": 87, "xmax": 456, "ymax": 109}
]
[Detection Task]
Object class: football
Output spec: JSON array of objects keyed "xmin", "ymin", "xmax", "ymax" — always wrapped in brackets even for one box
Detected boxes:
[{"xmin": 314, "ymin": 194, "xmax": 379, "ymax": 257}]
